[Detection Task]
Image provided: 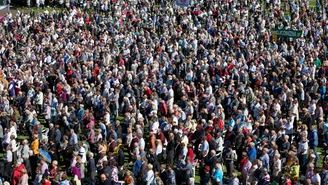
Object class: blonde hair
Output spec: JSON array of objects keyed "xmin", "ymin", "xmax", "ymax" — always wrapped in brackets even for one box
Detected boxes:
[{"xmin": 73, "ymin": 151, "xmax": 79, "ymax": 156}]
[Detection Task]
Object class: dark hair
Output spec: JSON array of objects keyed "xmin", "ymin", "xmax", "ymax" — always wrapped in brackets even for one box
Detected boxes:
[{"xmin": 61, "ymin": 173, "xmax": 68, "ymax": 180}]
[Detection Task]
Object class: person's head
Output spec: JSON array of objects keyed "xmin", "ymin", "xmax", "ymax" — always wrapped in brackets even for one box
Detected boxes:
[
  {"xmin": 284, "ymin": 173, "xmax": 291, "ymax": 180},
  {"xmin": 73, "ymin": 151, "xmax": 78, "ymax": 157},
  {"xmin": 36, "ymin": 166, "xmax": 41, "ymax": 174},
  {"xmin": 262, "ymin": 148, "xmax": 268, "ymax": 154},
  {"xmin": 88, "ymin": 152, "xmax": 94, "ymax": 158},
  {"xmin": 40, "ymin": 159, "xmax": 45, "ymax": 164},
  {"xmin": 168, "ymin": 165, "xmax": 173, "ymax": 172},
  {"xmin": 302, "ymin": 135, "xmax": 307, "ymax": 142},
  {"xmin": 308, "ymin": 163, "xmax": 315, "ymax": 171},
  {"xmin": 189, "ymin": 178, "xmax": 195, "ymax": 185},
  {"xmin": 284, "ymin": 135, "xmax": 289, "ymax": 141},
  {"xmin": 137, "ymin": 132, "xmax": 143, "ymax": 139},
  {"xmin": 100, "ymin": 174, "xmax": 107, "ymax": 181},
  {"xmin": 22, "ymin": 139, "xmax": 28, "ymax": 145},
  {"xmin": 160, "ymin": 164, "xmax": 166, "ymax": 171},
  {"xmin": 210, "ymin": 150, "xmax": 216, "ymax": 157},
  {"xmin": 215, "ymin": 163, "xmax": 221, "ymax": 169},
  {"xmin": 231, "ymin": 171, "xmax": 238, "ymax": 178},
  {"xmin": 147, "ymin": 163, "xmax": 153, "ymax": 171},
  {"xmin": 186, "ymin": 156, "xmax": 190, "ymax": 163},
  {"xmin": 263, "ymin": 168, "xmax": 268, "ymax": 174},
  {"xmin": 70, "ymin": 129, "xmax": 74, "ymax": 134},
  {"xmin": 52, "ymin": 160, "xmax": 58, "ymax": 167},
  {"xmin": 249, "ymin": 142, "xmax": 255, "ymax": 148}
]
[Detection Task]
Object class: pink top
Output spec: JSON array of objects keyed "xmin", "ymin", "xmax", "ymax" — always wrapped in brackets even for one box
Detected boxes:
[{"xmin": 18, "ymin": 174, "xmax": 28, "ymax": 185}]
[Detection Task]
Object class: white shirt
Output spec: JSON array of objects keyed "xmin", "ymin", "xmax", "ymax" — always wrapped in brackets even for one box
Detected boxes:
[
  {"xmin": 104, "ymin": 113, "xmax": 110, "ymax": 125},
  {"xmin": 311, "ymin": 173, "xmax": 321, "ymax": 185},
  {"xmin": 138, "ymin": 138, "xmax": 145, "ymax": 150},
  {"xmin": 10, "ymin": 139, "xmax": 17, "ymax": 152},
  {"xmin": 151, "ymin": 122, "xmax": 159, "ymax": 134},
  {"xmin": 297, "ymin": 140, "xmax": 308, "ymax": 155},
  {"xmin": 156, "ymin": 145, "xmax": 162, "ymax": 155},
  {"xmin": 78, "ymin": 146, "xmax": 87, "ymax": 164},
  {"xmin": 9, "ymin": 126, "xmax": 17, "ymax": 139},
  {"xmin": 181, "ymin": 135, "xmax": 189, "ymax": 146},
  {"xmin": 145, "ymin": 170, "xmax": 154, "ymax": 185},
  {"xmin": 308, "ymin": 103, "xmax": 316, "ymax": 115}
]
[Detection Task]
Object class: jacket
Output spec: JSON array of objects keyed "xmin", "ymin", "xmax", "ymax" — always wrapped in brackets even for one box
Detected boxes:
[
  {"xmin": 87, "ymin": 158, "xmax": 96, "ymax": 173},
  {"xmin": 309, "ymin": 129, "xmax": 318, "ymax": 147},
  {"xmin": 31, "ymin": 139, "xmax": 39, "ymax": 155}
]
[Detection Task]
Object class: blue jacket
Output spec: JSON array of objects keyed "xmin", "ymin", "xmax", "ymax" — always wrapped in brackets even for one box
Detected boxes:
[
  {"xmin": 247, "ymin": 147, "xmax": 257, "ymax": 162},
  {"xmin": 133, "ymin": 160, "xmax": 142, "ymax": 176},
  {"xmin": 213, "ymin": 169, "xmax": 223, "ymax": 183},
  {"xmin": 261, "ymin": 153, "xmax": 270, "ymax": 169},
  {"xmin": 309, "ymin": 129, "xmax": 318, "ymax": 147}
]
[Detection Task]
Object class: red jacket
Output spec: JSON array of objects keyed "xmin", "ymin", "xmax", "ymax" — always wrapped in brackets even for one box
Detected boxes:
[
  {"xmin": 187, "ymin": 148, "xmax": 194, "ymax": 162},
  {"xmin": 160, "ymin": 102, "xmax": 168, "ymax": 115},
  {"xmin": 144, "ymin": 87, "xmax": 152, "ymax": 97},
  {"xmin": 12, "ymin": 164, "xmax": 26, "ymax": 185},
  {"xmin": 93, "ymin": 66, "xmax": 100, "ymax": 77}
]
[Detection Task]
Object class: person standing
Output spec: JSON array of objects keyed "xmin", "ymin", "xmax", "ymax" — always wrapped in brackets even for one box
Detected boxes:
[
  {"xmin": 34, "ymin": 88, "xmax": 43, "ymax": 114},
  {"xmin": 69, "ymin": 129, "xmax": 78, "ymax": 150},
  {"xmin": 4, "ymin": 145, "xmax": 13, "ymax": 181},
  {"xmin": 200, "ymin": 166, "xmax": 211, "ymax": 185},
  {"xmin": 166, "ymin": 133, "xmax": 175, "ymax": 165},
  {"xmin": 298, "ymin": 134, "xmax": 309, "ymax": 174},
  {"xmin": 17, "ymin": 168, "xmax": 28, "ymax": 185},
  {"xmin": 167, "ymin": 165, "xmax": 176, "ymax": 185},
  {"xmin": 309, "ymin": 125, "xmax": 319, "ymax": 163},
  {"xmin": 260, "ymin": 148, "xmax": 270, "ymax": 170},
  {"xmin": 272, "ymin": 154, "xmax": 282, "ymax": 182},
  {"xmin": 225, "ymin": 145, "xmax": 235, "ymax": 176},
  {"xmin": 212, "ymin": 163, "xmax": 223, "ymax": 185}
]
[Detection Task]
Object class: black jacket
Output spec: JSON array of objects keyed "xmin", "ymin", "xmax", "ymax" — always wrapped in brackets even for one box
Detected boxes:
[
  {"xmin": 48, "ymin": 127, "xmax": 56, "ymax": 141},
  {"xmin": 200, "ymin": 172, "xmax": 211, "ymax": 185},
  {"xmin": 117, "ymin": 149, "xmax": 125, "ymax": 167},
  {"xmin": 87, "ymin": 158, "xmax": 97, "ymax": 173}
]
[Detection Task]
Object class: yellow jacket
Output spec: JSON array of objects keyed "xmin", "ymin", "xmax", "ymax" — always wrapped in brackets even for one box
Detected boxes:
[
  {"xmin": 31, "ymin": 139, "xmax": 39, "ymax": 155},
  {"xmin": 290, "ymin": 165, "xmax": 300, "ymax": 179},
  {"xmin": 113, "ymin": 144, "xmax": 122, "ymax": 155}
]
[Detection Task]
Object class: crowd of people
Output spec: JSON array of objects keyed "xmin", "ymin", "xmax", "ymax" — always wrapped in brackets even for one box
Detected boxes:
[{"xmin": 0, "ymin": 0, "xmax": 328, "ymax": 184}]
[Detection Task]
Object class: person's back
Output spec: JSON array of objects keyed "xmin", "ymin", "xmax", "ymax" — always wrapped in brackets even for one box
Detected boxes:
[{"xmin": 88, "ymin": 158, "xmax": 96, "ymax": 173}]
